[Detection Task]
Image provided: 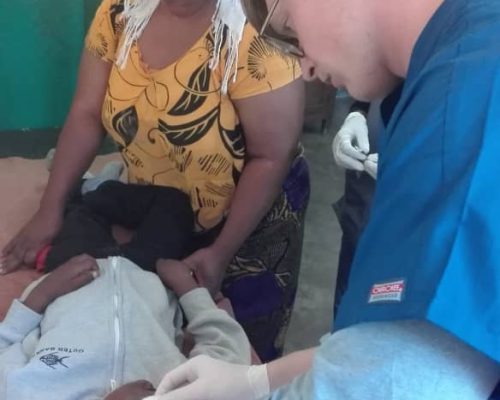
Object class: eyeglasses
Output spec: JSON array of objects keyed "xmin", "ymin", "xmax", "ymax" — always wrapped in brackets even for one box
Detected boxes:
[{"xmin": 259, "ymin": 0, "xmax": 305, "ymax": 58}]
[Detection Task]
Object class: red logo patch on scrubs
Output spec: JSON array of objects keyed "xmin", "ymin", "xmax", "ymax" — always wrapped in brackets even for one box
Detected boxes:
[{"xmin": 368, "ymin": 279, "xmax": 405, "ymax": 304}]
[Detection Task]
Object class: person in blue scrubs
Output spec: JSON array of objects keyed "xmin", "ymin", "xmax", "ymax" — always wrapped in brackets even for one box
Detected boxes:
[{"xmin": 144, "ymin": 0, "xmax": 500, "ymax": 399}]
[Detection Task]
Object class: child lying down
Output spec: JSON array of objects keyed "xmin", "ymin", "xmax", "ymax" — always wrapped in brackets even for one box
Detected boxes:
[{"xmin": 0, "ymin": 255, "xmax": 251, "ymax": 400}]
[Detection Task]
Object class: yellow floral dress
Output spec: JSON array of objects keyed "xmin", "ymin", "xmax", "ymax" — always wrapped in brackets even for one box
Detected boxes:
[
  {"xmin": 85, "ymin": 0, "xmax": 310, "ymax": 362},
  {"xmin": 85, "ymin": 0, "xmax": 301, "ymax": 232}
]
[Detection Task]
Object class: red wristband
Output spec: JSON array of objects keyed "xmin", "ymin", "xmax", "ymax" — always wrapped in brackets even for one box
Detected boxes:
[{"xmin": 35, "ymin": 245, "xmax": 52, "ymax": 272}]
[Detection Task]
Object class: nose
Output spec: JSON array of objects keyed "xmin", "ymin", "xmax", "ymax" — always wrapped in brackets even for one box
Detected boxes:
[{"xmin": 300, "ymin": 57, "xmax": 317, "ymax": 81}]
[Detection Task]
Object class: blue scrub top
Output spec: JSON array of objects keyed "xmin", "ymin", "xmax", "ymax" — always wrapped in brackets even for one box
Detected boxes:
[{"xmin": 335, "ymin": 0, "xmax": 500, "ymax": 363}]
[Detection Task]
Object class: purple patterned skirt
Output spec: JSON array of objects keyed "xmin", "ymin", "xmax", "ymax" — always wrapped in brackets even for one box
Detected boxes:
[{"xmin": 222, "ymin": 154, "xmax": 310, "ymax": 362}]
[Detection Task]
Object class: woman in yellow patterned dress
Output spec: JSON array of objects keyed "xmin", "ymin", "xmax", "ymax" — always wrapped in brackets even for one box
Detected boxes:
[{"xmin": 2, "ymin": 0, "xmax": 309, "ymax": 361}]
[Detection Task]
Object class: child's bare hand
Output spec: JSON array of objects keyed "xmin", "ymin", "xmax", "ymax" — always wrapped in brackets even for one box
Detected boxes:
[
  {"xmin": 156, "ymin": 259, "xmax": 198, "ymax": 297},
  {"xmin": 104, "ymin": 380, "xmax": 155, "ymax": 400},
  {"xmin": 24, "ymin": 254, "xmax": 99, "ymax": 313}
]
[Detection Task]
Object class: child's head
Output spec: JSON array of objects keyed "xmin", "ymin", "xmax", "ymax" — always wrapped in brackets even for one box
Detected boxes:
[{"xmin": 104, "ymin": 380, "xmax": 155, "ymax": 400}]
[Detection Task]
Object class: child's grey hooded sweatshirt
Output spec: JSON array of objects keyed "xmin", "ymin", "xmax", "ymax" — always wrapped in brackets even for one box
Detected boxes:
[{"xmin": 0, "ymin": 256, "xmax": 250, "ymax": 399}]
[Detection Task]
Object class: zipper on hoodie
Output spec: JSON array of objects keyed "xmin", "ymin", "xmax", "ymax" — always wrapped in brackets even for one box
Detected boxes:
[{"xmin": 110, "ymin": 257, "xmax": 121, "ymax": 392}]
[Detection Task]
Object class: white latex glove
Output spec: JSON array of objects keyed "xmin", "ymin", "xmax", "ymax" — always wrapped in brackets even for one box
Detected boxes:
[
  {"xmin": 332, "ymin": 111, "xmax": 370, "ymax": 171},
  {"xmin": 364, "ymin": 153, "xmax": 378, "ymax": 179},
  {"xmin": 144, "ymin": 355, "xmax": 270, "ymax": 400}
]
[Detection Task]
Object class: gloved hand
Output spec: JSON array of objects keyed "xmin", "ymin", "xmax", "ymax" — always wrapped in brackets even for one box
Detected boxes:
[
  {"xmin": 364, "ymin": 153, "xmax": 378, "ymax": 179},
  {"xmin": 143, "ymin": 355, "xmax": 270, "ymax": 400},
  {"xmin": 332, "ymin": 111, "xmax": 370, "ymax": 171}
]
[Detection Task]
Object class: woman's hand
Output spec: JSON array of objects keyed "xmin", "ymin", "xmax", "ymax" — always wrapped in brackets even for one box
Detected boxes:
[
  {"xmin": 156, "ymin": 259, "xmax": 198, "ymax": 297},
  {"xmin": 1, "ymin": 50, "xmax": 111, "ymax": 274},
  {"xmin": 182, "ymin": 246, "xmax": 230, "ymax": 297},
  {"xmin": 1, "ymin": 207, "xmax": 63, "ymax": 274}
]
